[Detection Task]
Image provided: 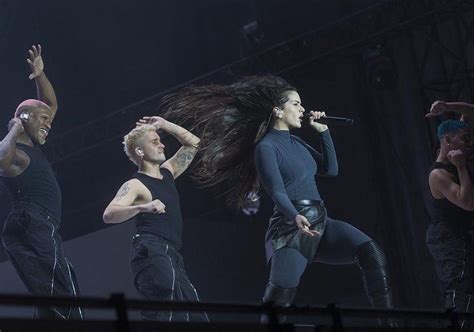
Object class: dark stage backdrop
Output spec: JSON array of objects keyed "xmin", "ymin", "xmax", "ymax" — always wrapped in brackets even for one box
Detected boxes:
[{"xmin": 0, "ymin": 0, "xmax": 454, "ymax": 314}]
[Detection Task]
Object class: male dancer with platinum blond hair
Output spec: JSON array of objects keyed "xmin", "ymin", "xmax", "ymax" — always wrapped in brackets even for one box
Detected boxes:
[
  {"xmin": 103, "ymin": 116, "xmax": 208, "ymax": 322},
  {"xmin": 0, "ymin": 45, "xmax": 83, "ymax": 319}
]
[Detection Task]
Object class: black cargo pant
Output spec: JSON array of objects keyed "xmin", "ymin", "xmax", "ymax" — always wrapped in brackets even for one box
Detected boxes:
[
  {"xmin": 130, "ymin": 233, "xmax": 209, "ymax": 322},
  {"xmin": 2, "ymin": 202, "xmax": 83, "ymax": 319},
  {"xmin": 427, "ymin": 222, "xmax": 474, "ymax": 315}
]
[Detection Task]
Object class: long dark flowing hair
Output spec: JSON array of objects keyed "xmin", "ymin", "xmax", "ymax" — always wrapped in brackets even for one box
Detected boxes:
[{"xmin": 160, "ymin": 75, "xmax": 296, "ymax": 208}]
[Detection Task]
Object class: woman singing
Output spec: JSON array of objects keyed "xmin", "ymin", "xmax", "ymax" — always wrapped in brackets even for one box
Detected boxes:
[{"xmin": 160, "ymin": 75, "xmax": 394, "ymax": 320}]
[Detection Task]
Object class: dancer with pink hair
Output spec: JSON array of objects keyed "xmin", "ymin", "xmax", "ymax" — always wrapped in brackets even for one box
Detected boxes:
[{"xmin": 0, "ymin": 45, "xmax": 83, "ymax": 319}]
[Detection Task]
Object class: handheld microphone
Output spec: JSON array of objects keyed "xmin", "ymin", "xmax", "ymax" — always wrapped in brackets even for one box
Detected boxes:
[{"xmin": 303, "ymin": 112, "xmax": 354, "ymax": 126}]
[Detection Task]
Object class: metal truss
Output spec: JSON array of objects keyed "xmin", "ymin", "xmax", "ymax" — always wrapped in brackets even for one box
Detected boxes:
[
  {"xmin": 408, "ymin": 2, "xmax": 474, "ymax": 102},
  {"xmin": 45, "ymin": 0, "xmax": 474, "ymax": 164},
  {"xmin": 0, "ymin": 1, "xmax": 21, "ymax": 59},
  {"xmin": 404, "ymin": 1, "xmax": 474, "ymax": 150}
]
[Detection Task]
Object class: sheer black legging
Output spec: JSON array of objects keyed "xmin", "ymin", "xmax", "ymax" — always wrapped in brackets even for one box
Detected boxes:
[{"xmin": 269, "ymin": 218, "xmax": 371, "ymax": 288}]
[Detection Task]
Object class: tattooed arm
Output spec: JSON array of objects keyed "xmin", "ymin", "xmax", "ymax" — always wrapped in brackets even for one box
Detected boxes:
[
  {"xmin": 156, "ymin": 118, "xmax": 200, "ymax": 178},
  {"xmin": 161, "ymin": 145, "xmax": 198, "ymax": 179},
  {"xmin": 103, "ymin": 179, "xmax": 166, "ymax": 224}
]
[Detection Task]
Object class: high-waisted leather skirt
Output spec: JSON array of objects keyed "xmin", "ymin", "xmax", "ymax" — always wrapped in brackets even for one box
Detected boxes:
[{"xmin": 265, "ymin": 199, "xmax": 327, "ymax": 263}]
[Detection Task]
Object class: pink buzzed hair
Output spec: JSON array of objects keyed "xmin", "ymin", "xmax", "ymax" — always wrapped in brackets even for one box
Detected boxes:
[{"xmin": 14, "ymin": 99, "xmax": 51, "ymax": 117}]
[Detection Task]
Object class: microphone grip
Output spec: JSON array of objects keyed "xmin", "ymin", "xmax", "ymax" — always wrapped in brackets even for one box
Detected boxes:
[{"xmin": 303, "ymin": 113, "xmax": 354, "ymax": 126}]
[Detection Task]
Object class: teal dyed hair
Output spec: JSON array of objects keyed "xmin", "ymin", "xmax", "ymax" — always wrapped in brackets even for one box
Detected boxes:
[{"xmin": 437, "ymin": 120, "xmax": 468, "ymax": 140}]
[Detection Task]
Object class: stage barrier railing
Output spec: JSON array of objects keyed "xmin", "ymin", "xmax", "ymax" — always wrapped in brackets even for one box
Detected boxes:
[{"xmin": 0, "ymin": 293, "xmax": 471, "ymax": 331}]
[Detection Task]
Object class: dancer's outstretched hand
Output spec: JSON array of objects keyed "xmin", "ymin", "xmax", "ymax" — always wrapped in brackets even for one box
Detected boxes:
[
  {"xmin": 27, "ymin": 44, "xmax": 44, "ymax": 80},
  {"xmin": 136, "ymin": 116, "xmax": 168, "ymax": 130},
  {"xmin": 295, "ymin": 215, "xmax": 319, "ymax": 237}
]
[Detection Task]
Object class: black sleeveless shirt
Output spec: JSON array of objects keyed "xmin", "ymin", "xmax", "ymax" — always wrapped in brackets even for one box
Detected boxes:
[
  {"xmin": 2, "ymin": 143, "xmax": 62, "ymax": 220},
  {"xmin": 132, "ymin": 169, "xmax": 183, "ymax": 249},
  {"xmin": 429, "ymin": 162, "xmax": 474, "ymax": 230}
]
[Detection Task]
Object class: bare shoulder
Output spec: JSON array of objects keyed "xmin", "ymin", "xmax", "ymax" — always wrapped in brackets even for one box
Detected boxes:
[
  {"xmin": 118, "ymin": 178, "xmax": 148, "ymax": 195},
  {"xmin": 429, "ymin": 168, "xmax": 456, "ymax": 198},
  {"xmin": 126, "ymin": 178, "xmax": 153, "ymax": 204},
  {"xmin": 130, "ymin": 178, "xmax": 153, "ymax": 192},
  {"xmin": 429, "ymin": 168, "xmax": 453, "ymax": 183}
]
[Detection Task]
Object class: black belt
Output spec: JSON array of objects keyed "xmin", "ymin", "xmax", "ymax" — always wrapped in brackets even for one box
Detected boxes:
[{"xmin": 291, "ymin": 199, "xmax": 324, "ymax": 207}]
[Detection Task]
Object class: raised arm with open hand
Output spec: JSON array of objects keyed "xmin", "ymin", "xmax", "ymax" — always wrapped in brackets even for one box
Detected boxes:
[
  {"xmin": 26, "ymin": 44, "xmax": 58, "ymax": 118},
  {"xmin": 27, "ymin": 44, "xmax": 44, "ymax": 80}
]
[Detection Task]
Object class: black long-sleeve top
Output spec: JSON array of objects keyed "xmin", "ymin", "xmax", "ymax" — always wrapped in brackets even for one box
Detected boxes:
[{"xmin": 254, "ymin": 128, "xmax": 338, "ymax": 220}]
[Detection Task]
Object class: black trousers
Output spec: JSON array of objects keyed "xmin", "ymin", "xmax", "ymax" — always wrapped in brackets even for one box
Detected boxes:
[
  {"xmin": 130, "ymin": 233, "xmax": 209, "ymax": 322},
  {"xmin": 2, "ymin": 202, "xmax": 83, "ymax": 319},
  {"xmin": 427, "ymin": 222, "xmax": 474, "ymax": 312}
]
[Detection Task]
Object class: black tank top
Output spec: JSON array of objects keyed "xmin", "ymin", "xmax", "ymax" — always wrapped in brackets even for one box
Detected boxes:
[
  {"xmin": 2, "ymin": 143, "xmax": 62, "ymax": 219},
  {"xmin": 429, "ymin": 162, "xmax": 473, "ymax": 230},
  {"xmin": 132, "ymin": 169, "xmax": 183, "ymax": 249}
]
